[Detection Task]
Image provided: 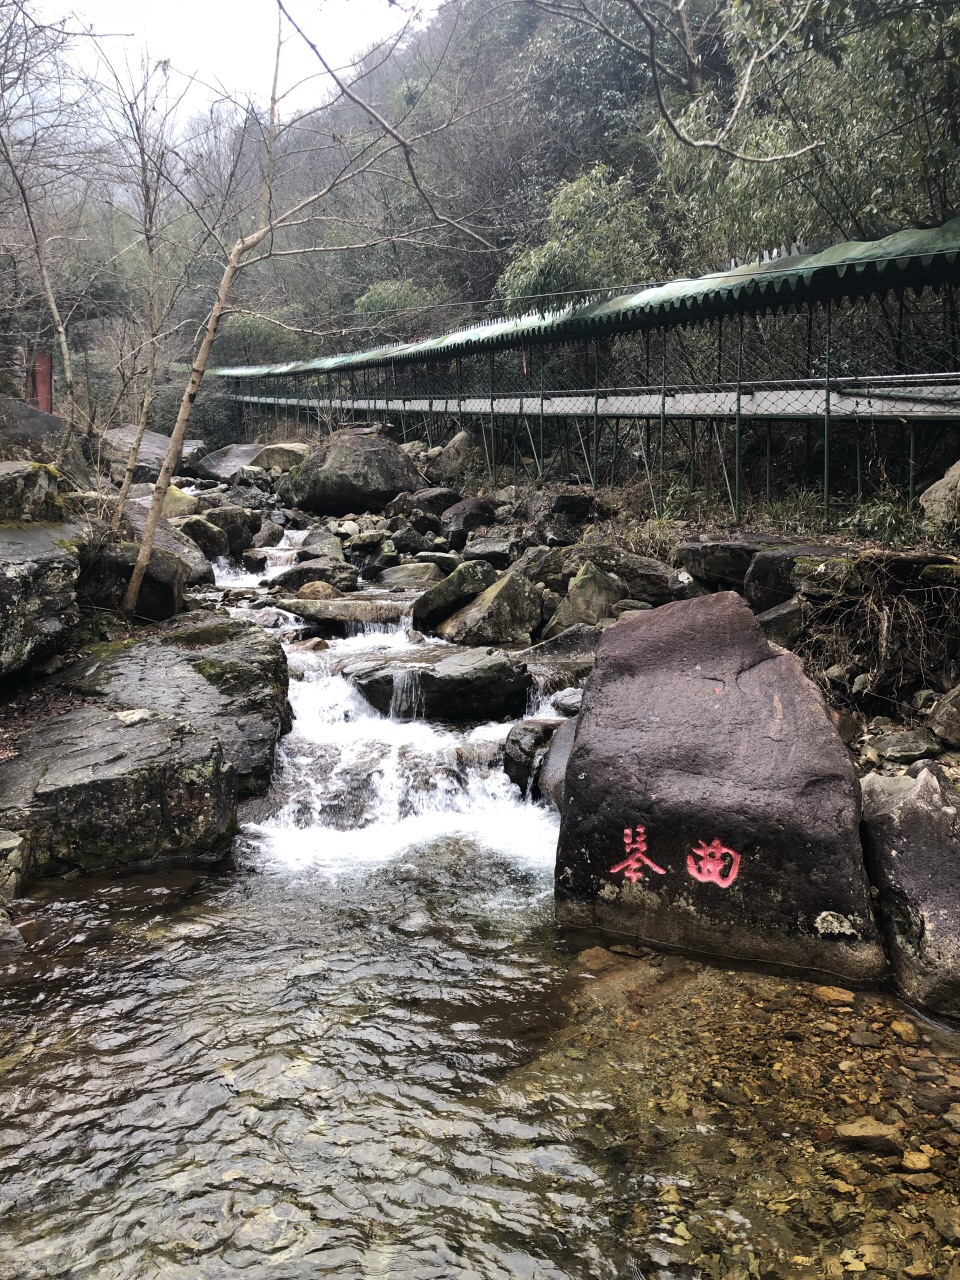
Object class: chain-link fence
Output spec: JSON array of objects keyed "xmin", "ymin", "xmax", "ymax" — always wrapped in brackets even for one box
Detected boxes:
[{"xmin": 223, "ymin": 276, "xmax": 960, "ymax": 519}]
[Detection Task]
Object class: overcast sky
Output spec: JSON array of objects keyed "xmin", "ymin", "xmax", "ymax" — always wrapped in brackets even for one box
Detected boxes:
[{"xmin": 37, "ymin": 0, "xmax": 432, "ymax": 116}]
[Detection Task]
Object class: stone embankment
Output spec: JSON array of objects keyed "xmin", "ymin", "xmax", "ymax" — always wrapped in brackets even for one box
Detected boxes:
[{"xmin": 4, "ymin": 409, "xmax": 960, "ymax": 1024}]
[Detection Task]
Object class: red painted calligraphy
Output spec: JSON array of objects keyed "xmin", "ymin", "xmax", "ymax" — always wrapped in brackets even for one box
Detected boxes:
[
  {"xmin": 686, "ymin": 838, "xmax": 741, "ymax": 888},
  {"xmin": 610, "ymin": 827, "xmax": 666, "ymax": 882}
]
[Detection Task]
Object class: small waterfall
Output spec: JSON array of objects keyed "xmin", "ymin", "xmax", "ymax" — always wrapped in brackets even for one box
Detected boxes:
[{"xmin": 389, "ymin": 667, "xmax": 423, "ymax": 720}]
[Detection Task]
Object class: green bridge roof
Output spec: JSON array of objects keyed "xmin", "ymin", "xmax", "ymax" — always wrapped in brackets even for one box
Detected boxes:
[{"xmin": 210, "ymin": 218, "xmax": 960, "ymax": 379}]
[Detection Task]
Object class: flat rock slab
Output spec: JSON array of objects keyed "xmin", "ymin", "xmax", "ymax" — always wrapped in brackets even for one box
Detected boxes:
[
  {"xmin": 61, "ymin": 612, "xmax": 290, "ymax": 797},
  {"xmin": 0, "ymin": 395, "xmax": 92, "ymax": 489},
  {"xmin": 0, "ymin": 522, "xmax": 80, "ymax": 676},
  {"xmin": 278, "ymin": 596, "xmax": 410, "ymax": 633},
  {"xmin": 0, "ymin": 707, "xmax": 236, "ymax": 888},
  {"xmin": 556, "ymin": 591, "xmax": 886, "ymax": 981}
]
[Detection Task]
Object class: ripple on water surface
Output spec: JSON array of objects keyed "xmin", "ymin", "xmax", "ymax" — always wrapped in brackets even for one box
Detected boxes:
[{"xmin": 0, "ymin": 626, "xmax": 632, "ymax": 1279}]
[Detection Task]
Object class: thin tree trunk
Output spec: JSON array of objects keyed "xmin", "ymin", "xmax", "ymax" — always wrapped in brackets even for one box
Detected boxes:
[
  {"xmin": 111, "ymin": 347, "xmax": 157, "ymax": 532},
  {"xmin": 121, "ymin": 246, "xmax": 243, "ymax": 614}
]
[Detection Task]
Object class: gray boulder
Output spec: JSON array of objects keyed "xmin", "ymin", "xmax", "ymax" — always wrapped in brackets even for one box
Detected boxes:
[
  {"xmin": 522, "ymin": 540, "xmax": 678, "ymax": 606},
  {"xmin": 0, "ymin": 707, "xmax": 236, "ymax": 892},
  {"xmin": 555, "ymin": 592, "xmax": 886, "ymax": 981},
  {"xmin": 411, "ymin": 560, "xmax": 500, "ymax": 631},
  {"xmin": 504, "ymin": 718, "xmax": 562, "ymax": 797},
  {"xmin": 123, "ymin": 501, "xmax": 215, "ymax": 585},
  {"xmin": 102, "ymin": 425, "xmax": 204, "ymax": 483},
  {"xmin": 0, "ymin": 460, "xmax": 60, "ymax": 522},
  {"xmin": 929, "ymin": 684, "xmax": 960, "ymax": 747},
  {"xmin": 280, "ymin": 429, "xmax": 420, "ymax": 514},
  {"xmin": 384, "ymin": 486, "xmax": 460, "ymax": 517},
  {"xmin": 919, "ymin": 458, "xmax": 960, "ymax": 534},
  {"xmin": 193, "ymin": 441, "xmax": 310, "ymax": 483},
  {"xmin": 0, "ymin": 523, "xmax": 80, "ymax": 676},
  {"xmin": 351, "ymin": 646, "xmax": 531, "ymax": 722},
  {"xmin": 278, "ymin": 597, "xmax": 409, "ymax": 633},
  {"xmin": 440, "ymin": 497, "xmax": 495, "ymax": 547},
  {"xmin": 252, "ymin": 520, "xmax": 284, "ymax": 548},
  {"xmin": 675, "ymin": 533, "xmax": 794, "ymax": 590},
  {"xmin": 862, "ymin": 767, "xmax": 960, "ymax": 1015},
  {"xmin": 432, "ymin": 430, "xmax": 479, "ymax": 483},
  {"xmin": 436, "ymin": 571, "xmax": 542, "ymax": 647},
  {"xmin": 517, "ymin": 623, "xmax": 601, "ymax": 687},
  {"xmin": 540, "ymin": 718, "xmax": 576, "ymax": 810},
  {"xmin": 377, "ymin": 562, "xmax": 444, "ymax": 588},
  {"xmin": 175, "ymin": 514, "xmax": 230, "ymax": 560},
  {"xmin": 462, "ymin": 534, "xmax": 515, "ymax": 569},
  {"xmin": 743, "ymin": 544, "xmax": 856, "ymax": 612},
  {"xmin": 300, "ymin": 527, "xmax": 346, "ymax": 560},
  {"xmin": 203, "ymin": 503, "xmax": 255, "ymax": 555},
  {"xmin": 542, "ymin": 561, "xmax": 627, "ymax": 640},
  {"xmin": 62, "ymin": 612, "xmax": 290, "ymax": 797},
  {"xmin": 0, "ymin": 396, "xmax": 92, "ymax": 489},
  {"xmin": 270, "ymin": 558, "xmax": 359, "ymax": 594},
  {"xmin": 77, "ymin": 541, "xmax": 184, "ymax": 621}
]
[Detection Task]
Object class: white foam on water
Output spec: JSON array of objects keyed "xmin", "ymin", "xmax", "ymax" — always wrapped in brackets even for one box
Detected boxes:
[{"xmin": 246, "ymin": 629, "xmax": 560, "ymax": 878}]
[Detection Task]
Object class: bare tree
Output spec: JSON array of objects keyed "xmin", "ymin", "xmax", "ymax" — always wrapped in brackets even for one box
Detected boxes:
[{"xmin": 122, "ymin": 0, "xmax": 501, "ymax": 614}]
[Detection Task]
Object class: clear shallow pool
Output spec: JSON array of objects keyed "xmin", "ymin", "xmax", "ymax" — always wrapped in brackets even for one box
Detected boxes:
[{"xmin": 0, "ymin": 623, "xmax": 633, "ymax": 1280}]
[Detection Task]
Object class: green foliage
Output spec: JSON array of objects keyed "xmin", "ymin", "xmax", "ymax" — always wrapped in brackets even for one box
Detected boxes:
[
  {"xmin": 495, "ymin": 166, "xmax": 671, "ymax": 313},
  {"xmin": 211, "ymin": 315, "xmax": 307, "ymax": 368},
  {"xmin": 837, "ymin": 498, "xmax": 923, "ymax": 547}
]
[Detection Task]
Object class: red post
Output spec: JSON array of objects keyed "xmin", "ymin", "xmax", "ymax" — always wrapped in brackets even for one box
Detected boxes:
[{"xmin": 25, "ymin": 348, "xmax": 53, "ymax": 413}]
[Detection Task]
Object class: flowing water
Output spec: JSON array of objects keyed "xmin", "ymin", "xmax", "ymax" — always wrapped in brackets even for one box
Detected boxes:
[{"xmin": 0, "ymin": 588, "xmax": 636, "ymax": 1278}]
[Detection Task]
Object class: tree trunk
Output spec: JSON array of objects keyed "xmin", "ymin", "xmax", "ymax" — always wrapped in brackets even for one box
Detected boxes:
[{"xmin": 121, "ymin": 246, "xmax": 242, "ymax": 614}]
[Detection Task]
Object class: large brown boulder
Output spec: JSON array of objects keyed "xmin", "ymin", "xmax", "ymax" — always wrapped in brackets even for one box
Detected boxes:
[
  {"xmin": 280, "ymin": 429, "xmax": 420, "ymax": 514},
  {"xmin": 556, "ymin": 592, "xmax": 886, "ymax": 981}
]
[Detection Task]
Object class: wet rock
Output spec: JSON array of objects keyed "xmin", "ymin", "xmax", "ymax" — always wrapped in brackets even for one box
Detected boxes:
[
  {"xmin": 0, "ymin": 901, "xmax": 24, "ymax": 954},
  {"xmin": 0, "ymin": 460, "xmax": 61, "ymax": 522},
  {"xmin": 352, "ymin": 646, "xmax": 531, "ymax": 721},
  {"xmin": 62, "ymin": 611, "xmax": 290, "ymax": 797},
  {"xmin": 874, "ymin": 728, "xmax": 941, "ymax": 764},
  {"xmin": 522, "ymin": 540, "xmax": 677, "ymax": 606},
  {"xmin": 0, "ymin": 706, "xmax": 236, "ymax": 889},
  {"xmin": 101, "ymin": 425, "xmax": 204, "ymax": 483},
  {"xmin": 252, "ymin": 520, "xmax": 284, "ymax": 549},
  {"xmin": 518, "ymin": 624, "xmax": 601, "ymax": 686},
  {"xmin": 540, "ymin": 718, "xmax": 576, "ymax": 809},
  {"xmin": 377, "ymin": 562, "xmax": 444, "ymax": 588},
  {"xmin": 278, "ymin": 596, "xmax": 409, "ymax": 633},
  {"xmin": 0, "ymin": 523, "xmax": 80, "ymax": 676},
  {"xmin": 835, "ymin": 1117, "xmax": 904, "ymax": 1154},
  {"xmin": 504, "ymin": 718, "xmax": 562, "ymax": 797},
  {"xmin": 543, "ymin": 562, "xmax": 627, "ymax": 640},
  {"xmin": 411, "ymin": 559, "xmax": 499, "ymax": 631},
  {"xmin": 0, "ymin": 830, "xmax": 28, "ymax": 902},
  {"xmin": 861, "ymin": 766, "xmax": 960, "ymax": 1015},
  {"xmin": 202, "ymin": 504, "xmax": 255, "ymax": 555},
  {"xmin": 0, "ymin": 395, "xmax": 93, "ymax": 489},
  {"xmin": 194, "ymin": 441, "xmax": 309, "ymax": 484},
  {"xmin": 175, "ymin": 514, "xmax": 230, "ymax": 561},
  {"xmin": 552, "ymin": 688, "xmax": 583, "ymax": 716},
  {"xmin": 556, "ymin": 592, "xmax": 886, "ymax": 981},
  {"xmin": 389, "ymin": 524, "xmax": 430, "ymax": 556},
  {"xmin": 77, "ymin": 541, "xmax": 184, "ymax": 622},
  {"xmin": 270, "ymin": 559, "xmax": 359, "ymax": 594},
  {"xmin": 279, "ymin": 428, "xmax": 420, "ymax": 514},
  {"xmin": 436, "ymin": 572, "xmax": 542, "ymax": 647}
]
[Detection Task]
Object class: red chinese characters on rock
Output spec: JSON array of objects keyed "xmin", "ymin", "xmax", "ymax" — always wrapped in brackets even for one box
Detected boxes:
[
  {"xmin": 609, "ymin": 826, "xmax": 666, "ymax": 882},
  {"xmin": 686, "ymin": 838, "xmax": 741, "ymax": 888}
]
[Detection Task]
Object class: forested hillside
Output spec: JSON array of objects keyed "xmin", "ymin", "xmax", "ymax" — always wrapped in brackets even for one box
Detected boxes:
[{"xmin": 0, "ymin": 0, "xmax": 957, "ymax": 440}]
